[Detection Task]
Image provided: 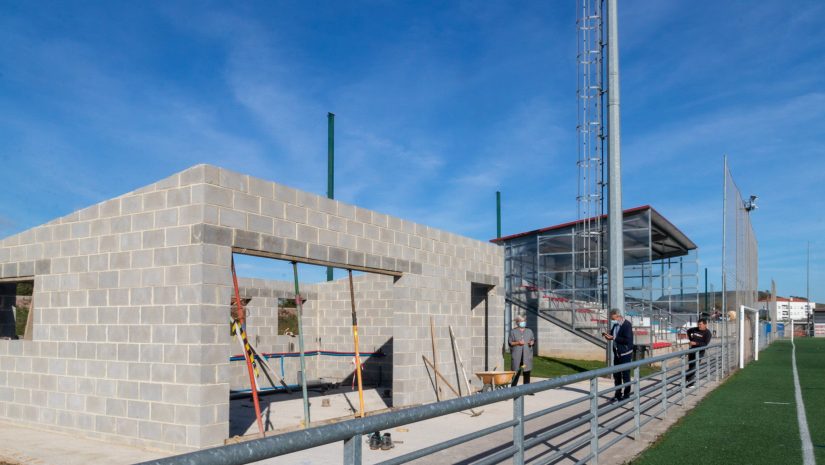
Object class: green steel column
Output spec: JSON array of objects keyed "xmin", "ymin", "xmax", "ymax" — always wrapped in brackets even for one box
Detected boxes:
[
  {"xmin": 292, "ymin": 262, "xmax": 311, "ymax": 427},
  {"xmin": 496, "ymin": 191, "xmax": 501, "ymax": 239},
  {"xmin": 327, "ymin": 112, "xmax": 334, "ymax": 282}
]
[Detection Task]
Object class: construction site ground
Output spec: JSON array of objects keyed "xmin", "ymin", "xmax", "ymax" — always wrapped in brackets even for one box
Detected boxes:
[{"xmin": 0, "ymin": 377, "xmax": 718, "ymax": 465}]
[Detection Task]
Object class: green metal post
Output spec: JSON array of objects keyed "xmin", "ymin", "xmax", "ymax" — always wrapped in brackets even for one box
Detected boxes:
[
  {"xmin": 496, "ymin": 191, "xmax": 501, "ymax": 239},
  {"xmin": 292, "ymin": 262, "xmax": 311, "ymax": 427},
  {"xmin": 327, "ymin": 112, "xmax": 334, "ymax": 281}
]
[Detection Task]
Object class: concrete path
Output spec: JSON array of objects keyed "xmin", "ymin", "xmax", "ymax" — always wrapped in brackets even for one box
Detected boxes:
[{"xmin": 0, "ymin": 377, "xmax": 718, "ymax": 465}]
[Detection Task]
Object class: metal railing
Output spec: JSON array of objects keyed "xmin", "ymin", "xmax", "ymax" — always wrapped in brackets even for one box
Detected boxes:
[{"xmin": 139, "ymin": 342, "xmax": 736, "ymax": 465}]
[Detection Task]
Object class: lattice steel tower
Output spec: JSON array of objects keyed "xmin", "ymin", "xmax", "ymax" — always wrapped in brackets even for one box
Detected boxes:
[{"xmin": 575, "ymin": 0, "xmax": 606, "ymax": 304}]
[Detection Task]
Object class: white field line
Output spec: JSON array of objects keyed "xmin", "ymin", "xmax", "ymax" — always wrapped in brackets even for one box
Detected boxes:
[{"xmin": 792, "ymin": 339, "xmax": 816, "ymax": 465}]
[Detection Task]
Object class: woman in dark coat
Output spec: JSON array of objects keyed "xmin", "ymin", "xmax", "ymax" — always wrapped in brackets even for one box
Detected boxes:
[{"xmin": 509, "ymin": 315, "xmax": 535, "ymax": 386}]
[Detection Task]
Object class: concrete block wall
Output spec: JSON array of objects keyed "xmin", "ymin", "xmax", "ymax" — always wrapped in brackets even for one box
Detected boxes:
[
  {"xmin": 0, "ymin": 163, "xmax": 504, "ymax": 451},
  {"xmin": 182, "ymin": 165, "xmax": 504, "ymax": 407},
  {"xmin": 311, "ymin": 273, "xmax": 394, "ymax": 387},
  {"xmin": 0, "ymin": 167, "xmax": 229, "ymax": 452}
]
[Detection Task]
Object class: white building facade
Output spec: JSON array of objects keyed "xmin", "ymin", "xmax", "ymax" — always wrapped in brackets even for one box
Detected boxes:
[{"xmin": 759, "ymin": 297, "xmax": 814, "ymax": 321}]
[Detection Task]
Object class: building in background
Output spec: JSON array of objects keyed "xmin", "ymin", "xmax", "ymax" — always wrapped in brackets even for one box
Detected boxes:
[{"xmin": 758, "ymin": 296, "xmax": 814, "ymax": 321}]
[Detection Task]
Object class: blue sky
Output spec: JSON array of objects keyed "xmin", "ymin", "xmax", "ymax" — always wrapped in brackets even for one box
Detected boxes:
[{"xmin": 1, "ymin": 1, "xmax": 823, "ymax": 300}]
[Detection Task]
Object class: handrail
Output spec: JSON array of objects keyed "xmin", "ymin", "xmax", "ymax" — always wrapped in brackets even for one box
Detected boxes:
[{"xmin": 138, "ymin": 343, "xmax": 728, "ymax": 465}]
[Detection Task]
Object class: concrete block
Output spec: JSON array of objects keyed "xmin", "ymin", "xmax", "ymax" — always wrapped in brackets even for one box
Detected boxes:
[
  {"xmin": 167, "ymin": 187, "xmax": 191, "ymax": 208},
  {"xmin": 248, "ymin": 177, "xmax": 274, "ymax": 199},
  {"xmin": 179, "ymin": 205, "xmax": 203, "ymax": 225},
  {"xmin": 132, "ymin": 212, "xmax": 155, "ymax": 232},
  {"xmin": 151, "ymin": 364, "xmax": 175, "ymax": 383},
  {"xmin": 131, "ymin": 250, "xmax": 153, "ymax": 268},
  {"xmin": 139, "ymin": 420, "xmax": 163, "ymax": 441},
  {"xmin": 218, "ymin": 208, "xmax": 246, "ymax": 229},
  {"xmin": 296, "ymin": 224, "xmax": 319, "ymax": 244},
  {"xmin": 106, "ymin": 289, "xmax": 129, "ymax": 306},
  {"xmin": 261, "ymin": 198, "xmax": 285, "ymax": 219},
  {"xmin": 274, "ymin": 219, "xmax": 297, "ymax": 239},
  {"xmin": 261, "ymin": 235, "xmax": 285, "ymax": 255},
  {"xmin": 193, "ymin": 224, "xmax": 232, "ymax": 246},
  {"xmin": 116, "ymin": 417, "xmax": 140, "ymax": 437},
  {"xmin": 219, "ymin": 168, "xmax": 248, "ymax": 192},
  {"xmin": 284, "ymin": 239, "xmax": 307, "ymax": 257},
  {"xmin": 129, "ymin": 325, "xmax": 151, "ymax": 344},
  {"xmin": 286, "ymin": 205, "xmax": 307, "ymax": 224},
  {"xmin": 142, "ymin": 230, "xmax": 165, "ymax": 249},
  {"xmin": 234, "ymin": 192, "xmax": 260, "ymax": 213},
  {"xmin": 154, "ymin": 248, "xmax": 178, "ymax": 266},
  {"xmin": 180, "ymin": 165, "xmax": 207, "ymax": 185},
  {"xmin": 234, "ymin": 230, "xmax": 261, "ymax": 250},
  {"xmin": 307, "ymin": 244, "xmax": 328, "ymax": 262}
]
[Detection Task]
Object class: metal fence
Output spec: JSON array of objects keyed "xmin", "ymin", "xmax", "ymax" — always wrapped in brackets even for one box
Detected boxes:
[
  {"xmin": 139, "ymin": 342, "xmax": 737, "ymax": 465},
  {"xmin": 722, "ymin": 157, "xmax": 758, "ymax": 316}
]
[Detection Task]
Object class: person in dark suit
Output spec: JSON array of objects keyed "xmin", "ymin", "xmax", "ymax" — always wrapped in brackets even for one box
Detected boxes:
[
  {"xmin": 603, "ymin": 309, "xmax": 634, "ymax": 401},
  {"xmin": 686, "ymin": 318, "xmax": 712, "ymax": 387}
]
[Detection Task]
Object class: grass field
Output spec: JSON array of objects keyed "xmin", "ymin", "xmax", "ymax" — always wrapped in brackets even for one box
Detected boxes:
[
  {"xmin": 631, "ymin": 338, "xmax": 825, "ymax": 465},
  {"xmin": 503, "ymin": 352, "xmax": 657, "ymax": 379},
  {"xmin": 503, "ymin": 352, "xmax": 608, "ymax": 379}
]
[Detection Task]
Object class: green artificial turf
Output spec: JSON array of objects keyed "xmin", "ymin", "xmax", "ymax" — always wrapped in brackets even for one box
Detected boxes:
[
  {"xmin": 630, "ymin": 339, "xmax": 815, "ymax": 465},
  {"xmin": 793, "ymin": 338, "xmax": 825, "ymax": 463}
]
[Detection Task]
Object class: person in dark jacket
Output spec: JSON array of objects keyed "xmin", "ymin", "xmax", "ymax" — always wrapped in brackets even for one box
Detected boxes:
[
  {"xmin": 603, "ymin": 309, "xmax": 634, "ymax": 401},
  {"xmin": 686, "ymin": 318, "xmax": 712, "ymax": 387}
]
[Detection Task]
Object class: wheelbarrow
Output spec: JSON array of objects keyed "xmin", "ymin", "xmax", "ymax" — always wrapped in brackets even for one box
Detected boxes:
[{"xmin": 474, "ymin": 371, "xmax": 516, "ymax": 392}]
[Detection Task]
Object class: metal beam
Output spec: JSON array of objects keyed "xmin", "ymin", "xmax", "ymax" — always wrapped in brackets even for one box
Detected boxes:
[{"xmin": 231, "ymin": 247, "xmax": 403, "ymax": 278}]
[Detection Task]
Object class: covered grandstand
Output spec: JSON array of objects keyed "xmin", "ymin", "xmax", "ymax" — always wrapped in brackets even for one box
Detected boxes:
[{"xmin": 493, "ymin": 205, "xmax": 699, "ymax": 359}]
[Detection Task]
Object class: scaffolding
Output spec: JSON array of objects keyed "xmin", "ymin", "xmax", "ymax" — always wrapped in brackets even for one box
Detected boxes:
[{"xmin": 575, "ymin": 0, "xmax": 606, "ymax": 294}]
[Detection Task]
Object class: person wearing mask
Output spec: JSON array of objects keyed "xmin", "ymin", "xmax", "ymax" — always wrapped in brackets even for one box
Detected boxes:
[
  {"xmin": 686, "ymin": 318, "xmax": 712, "ymax": 387},
  {"xmin": 509, "ymin": 315, "xmax": 535, "ymax": 387},
  {"xmin": 602, "ymin": 309, "xmax": 633, "ymax": 401}
]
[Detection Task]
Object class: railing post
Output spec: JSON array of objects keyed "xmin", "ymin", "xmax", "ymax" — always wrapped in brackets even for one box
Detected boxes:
[
  {"xmin": 590, "ymin": 377, "xmax": 599, "ymax": 465},
  {"xmin": 661, "ymin": 364, "xmax": 668, "ymax": 417},
  {"xmin": 633, "ymin": 366, "xmax": 641, "ymax": 438},
  {"xmin": 680, "ymin": 354, "xmax": 687, "ymax": 406},
  {"xmin": 721, "ymin": 334, "xmax": 726, "ymax": 378},
  {"xmin": 513, "ymin": 395, "xmax": 525, "ymax": 465},
  {"xmin": 343, "ymin": 434, "xmax": 362, "ymax": 465}
]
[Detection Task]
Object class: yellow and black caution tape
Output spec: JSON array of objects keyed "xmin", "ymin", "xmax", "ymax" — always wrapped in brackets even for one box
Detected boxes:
[{"xmin": 231, "ymin": 318, "xmax": 259, "ymax": 378}]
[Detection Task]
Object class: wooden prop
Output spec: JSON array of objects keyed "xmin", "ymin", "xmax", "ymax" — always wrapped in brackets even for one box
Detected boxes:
[
  {"xmin": 347, "ymin": 270, "xmax": 366, "ymax": 418},
  {"xmin": 430, "ymin": 316, "xmax": 441, "ymax": 401},
  {"xmin": 422, "ymin": 355, "xmax": 482, "ymax": 417}
]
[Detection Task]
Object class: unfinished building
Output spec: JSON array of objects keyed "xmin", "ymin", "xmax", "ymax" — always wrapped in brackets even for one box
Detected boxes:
[
  {"xmin": 493, "ymin": 206, "xmax": 699, "ymax": 360},
  {"xmin": 0, "ymin": 164, "xmax": 503, "ymax": 452}
]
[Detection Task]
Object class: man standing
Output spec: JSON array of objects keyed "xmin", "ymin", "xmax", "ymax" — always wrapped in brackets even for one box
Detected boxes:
[
  {"xmin": 603, "ymin": 309, "xmax": 633, "ymax": 401},
  {"xmin": 509, "ymin": 315, "xmax": 534, "ymax": 387},
  {"xmin": 686, "ymin": 318, "xmax": 712, "ymax": 387}
]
